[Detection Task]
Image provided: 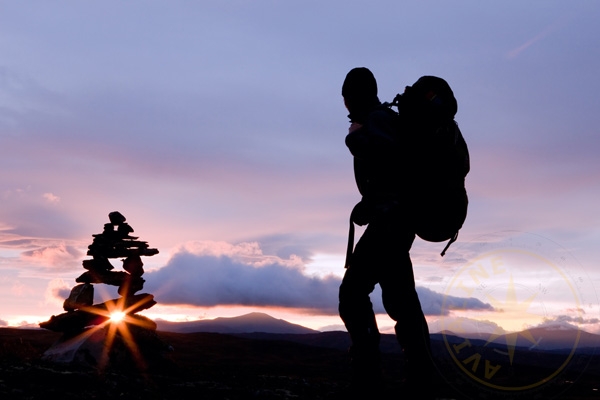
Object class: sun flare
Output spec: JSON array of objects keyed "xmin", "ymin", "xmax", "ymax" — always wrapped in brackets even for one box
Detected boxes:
[{"xmin": 109, "ymin": 311, "xmax": 126, "ymax": 323}]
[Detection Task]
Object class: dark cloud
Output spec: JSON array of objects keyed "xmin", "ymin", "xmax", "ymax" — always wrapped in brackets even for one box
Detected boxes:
[
  {"xmin": 44, "ymin": 279, "xmax": 72, "ymax": 305},
  {"xmin": 416, "ymin": 286, "xmax": 494, "ymax": 316},
  {"xmin": 145, "ymin": 249, "xmax": 341, "ymax": 314},
  {"xmin": 145, "ymin": 245, "xmax": 495, "ymax": 316},
  {"xmin": 540, "ymin": 314, "xmax": 600, "ymax": 327},
  {"xmin": 0, "ymin": 319, "xmax": 7, "ymax": 327},
  {"xmin": 57, "ymin": 287, "xmax": 71, "ymax": 300},
  {"xmin": 369, "ymin": 286, "xmax": 494, "ymax": 316}
]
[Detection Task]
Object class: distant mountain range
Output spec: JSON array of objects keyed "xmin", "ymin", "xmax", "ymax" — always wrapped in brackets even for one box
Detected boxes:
[
  {"xmin": 155, "ymin": 312, "xmax": 317, "ymax": 335},
  {"xmin": 156, "ymin": 312, "xmax": 600, "ymax": 353},
  {"xmin": 440, "ymin": 325, "xmax": 600, "ymax": 351}
]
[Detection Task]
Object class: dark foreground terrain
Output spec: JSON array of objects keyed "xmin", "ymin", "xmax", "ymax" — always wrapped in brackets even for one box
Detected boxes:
[{"xmin": 1, "ymin": 328, "xmax": 598, "ymax": 399}]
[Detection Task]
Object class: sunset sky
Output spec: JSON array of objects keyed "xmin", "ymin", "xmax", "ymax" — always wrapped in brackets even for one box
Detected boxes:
[{"xmin": 1, "ymin": 1, "xmax": 599, "ymax": 336}]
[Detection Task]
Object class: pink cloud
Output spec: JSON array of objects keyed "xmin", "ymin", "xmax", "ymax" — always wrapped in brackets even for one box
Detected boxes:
[
  {"xmin": 42, "ymin": 192, "xmax": 60, "ymax": 203},
  {"xmin": 44, "ymin": 278, "xmax": 71, "ymax": 306},
  {"xmin": 177, "ymin": 241, "xmax": 304, "ymax": 269},
  {"xmin": 21, "ymin": 243, "xmax": 82, "ymax": 270}
]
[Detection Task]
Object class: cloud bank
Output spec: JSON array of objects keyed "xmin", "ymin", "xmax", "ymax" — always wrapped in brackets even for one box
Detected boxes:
[
  {"xmin": 145, "ymin": 241, "xmax": 494, "ymax": 316},
  {"xmin": 537, "ymin": 314, "xmax": 600, "ymax": 333},
  {"xmin": 145, "ymin": 242, "xmax": 340, "ymax": 314},
  {"xmin": 416, "ymin": 286, "xmax": 493, "ymax": 316}
]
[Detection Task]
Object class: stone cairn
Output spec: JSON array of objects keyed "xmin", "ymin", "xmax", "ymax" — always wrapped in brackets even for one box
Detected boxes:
[{"xmin": 40, "ymin": 212, "xmax": 167, "ymax": 366}]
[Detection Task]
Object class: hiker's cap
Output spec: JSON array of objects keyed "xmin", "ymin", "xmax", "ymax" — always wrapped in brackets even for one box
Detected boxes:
[{"xmin": 342, "ymin": 67, "xmax": 378, "ymax": 100}]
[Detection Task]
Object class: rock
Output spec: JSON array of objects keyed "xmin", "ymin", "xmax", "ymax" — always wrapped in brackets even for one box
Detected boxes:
[
  {"xmin": 101, "ymin": 223, "xmax": 118, "ymax": 236},
  {"xmin": 99, "ymin": 293, "xmax": 157, "ymax": 315},
  {"xmin": 122, "ymin": 255, "xmax": 144, "ymax": 277},
  {"xmin": 40, "ymin": 212, "xmax": 162, "ymax": 368},
  {"xmin": 39, "ymin": 310, "xmax": 107, "ymax": 333},
  {"xmin": 40, "ymin": 294, "xmax": 157, "ymax": 333},
  {"xmin": 87, "ymin": 239, "xmax": 157, "ymax": 258},
  {"xmin": 76, "ymin": 270, "xmax": 129, "ymax": 286},
  {"xmin": 108, "ymin": 211, "xmax": 127, "ymax": 224},
  {"xmin": 141, "ymin": 247, "xmax": 159, "ymax": 256},
  {"xmin": 117, "ymin": 276, "xmax": 145, "ymax": 297},
  {"xmin": 82, "ymin": 256, "xmax": 114, "ymax": 271},
  {"xmin": 117, "ymin": 222, "xmax": 134, "ymax": 236},
  {"xmin": 63, "ymin": 283, "xmax": 94, "ymax": 311}
]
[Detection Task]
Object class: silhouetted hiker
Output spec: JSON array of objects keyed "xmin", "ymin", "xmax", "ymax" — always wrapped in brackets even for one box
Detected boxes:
[{"xmin": 338, "ymin": 68, "xmax": 468, "ymax": 398}]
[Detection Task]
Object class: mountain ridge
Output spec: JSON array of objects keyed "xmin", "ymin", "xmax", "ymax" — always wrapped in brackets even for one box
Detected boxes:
[
  {"xmin": 155, "ymin": 312, "xmax": 600, "ymax": 352},
  {"xmin": 436, "ymin": 325, "xmax": 600, "ymax": 351},
  {"xmin": 155, "ymin": 312, "xmax": 318, "ymax": 334}
]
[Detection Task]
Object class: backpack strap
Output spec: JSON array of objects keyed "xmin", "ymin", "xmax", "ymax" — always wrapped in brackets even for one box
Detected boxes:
[
  {"xmin": 440, "ymin": 231, "xmax": 459, "ymax": 257},
  {"xmin": 344, "ymin": 217, "xmax": 355, "ymax": 268}
]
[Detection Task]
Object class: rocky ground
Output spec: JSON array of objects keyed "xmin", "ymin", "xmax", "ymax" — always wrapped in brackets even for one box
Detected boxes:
[
  {"xmin": 1, "ymin": 328, "xmax": 598, "ymax": 400},
  {"xmin": 0, "ymin": 328, "xmax": 389, "ymax": 400}
]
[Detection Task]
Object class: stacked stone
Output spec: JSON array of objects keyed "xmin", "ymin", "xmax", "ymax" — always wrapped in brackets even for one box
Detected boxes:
[{"xmin": 40, "ymin": 212, "xmax": 159, "ymax": 333}]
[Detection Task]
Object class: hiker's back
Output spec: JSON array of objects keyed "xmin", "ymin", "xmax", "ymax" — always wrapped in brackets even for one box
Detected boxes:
[{"xmin": 346, "ymin": 105, "xmax": 406, "ymax": 202}]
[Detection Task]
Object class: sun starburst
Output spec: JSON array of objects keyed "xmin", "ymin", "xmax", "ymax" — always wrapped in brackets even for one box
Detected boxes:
[{"xmin": 109, "ymin": 311, "xmax": 126, "ymax": 323}]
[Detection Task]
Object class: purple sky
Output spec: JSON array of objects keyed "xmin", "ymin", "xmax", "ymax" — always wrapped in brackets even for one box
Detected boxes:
[{"xmin": 0, "ymin": 1, "xmax": 599, "ymax": 333}]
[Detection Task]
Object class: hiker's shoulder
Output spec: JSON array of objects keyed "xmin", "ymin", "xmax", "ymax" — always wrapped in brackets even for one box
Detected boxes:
[
  {"xmin": 366, "ymin": 106, "xmax": 400, "ymax": 136},
  {"xmin": 368, "ymin": 105, "xmax": 398, "ymax": 121}
]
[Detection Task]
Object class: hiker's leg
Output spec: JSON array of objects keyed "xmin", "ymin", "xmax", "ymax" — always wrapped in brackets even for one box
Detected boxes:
[
  {"xmin": 378, "ymin": 233, "xmax": 434, "ymax": 383},
  {"xmin": 339, "ymin": 223, "xmax": 382, "ymax": 382}
]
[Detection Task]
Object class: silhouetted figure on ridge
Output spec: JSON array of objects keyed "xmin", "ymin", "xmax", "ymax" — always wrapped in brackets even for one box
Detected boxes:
[{"xmin": 338, "ymin": 67, "xmax": 469, "ymax": 397}]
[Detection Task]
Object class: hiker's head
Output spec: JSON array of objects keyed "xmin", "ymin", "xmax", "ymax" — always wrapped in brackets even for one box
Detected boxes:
[
  {"xmin": 342, "ymin": 67, "xmax": 381, "ymax": 122},
  {"xmin": 403, "ymin": 76, "xmax": 457, "ymax": 122}
]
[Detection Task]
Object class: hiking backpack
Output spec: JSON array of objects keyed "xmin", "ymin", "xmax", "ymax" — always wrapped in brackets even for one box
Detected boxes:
[{"xmin": 389, "ymin": 76, "xmax": 470, "ymax": 256}]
